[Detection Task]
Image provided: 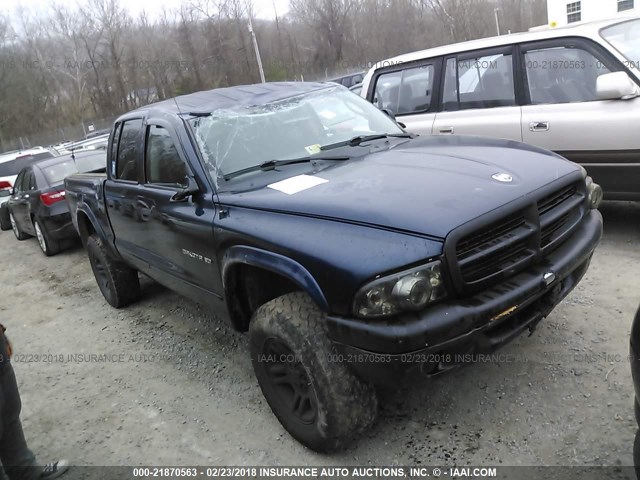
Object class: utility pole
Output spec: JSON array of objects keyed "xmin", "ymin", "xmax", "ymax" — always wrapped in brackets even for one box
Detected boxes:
[
  {"xmin": 494, "ymin": 7, "xmax": 501, "ymax": 36},
  {"xmin": 248, "ymin": 15, "xmax": 266, "ymax": 83}
]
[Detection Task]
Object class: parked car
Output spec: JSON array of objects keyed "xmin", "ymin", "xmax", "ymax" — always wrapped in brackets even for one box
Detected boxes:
[
  {"xmin": 361, "ymin": 17, "xmax": 640, "ymax": 200},
  {"xmin": 56, "ymin": 134, "xmax": 109, "ymax": 155},
  {"xmin": 328, "ymin": 71, "xmax": 365, "ymax": 88},
  {"xmin": 85, "ymin": 128, "xmax": 110, "ymax": 139},
  {"xmin": 0, "ymin": 149, "xmax": 57, "ymax": 231},
  {"xmin": 0, "ymin": 147, "xmax": 53, "ymax": 170},
  {"xmin": 65, "ymin": 82, "xmax": 602, "ymax": 451},
  {"xmin": 349, "ymin": 83, "xmax": 363, "ymax": 95},
  {"xmin": 6, "ymin": 150, "xmax": 105, "ymax": 255}
]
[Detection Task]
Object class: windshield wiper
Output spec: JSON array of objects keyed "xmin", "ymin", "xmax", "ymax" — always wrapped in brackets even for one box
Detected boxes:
[
  {"xmin": 321, "ymin": 133, "xmax": 413, "ymax": 151},
  {"xmin": 223, "ymin": 155, "xmax": 350, "ymax": 181}
]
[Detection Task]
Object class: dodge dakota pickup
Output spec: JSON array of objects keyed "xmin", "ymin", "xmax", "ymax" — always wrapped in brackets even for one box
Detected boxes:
[{"xmin": 65, "ymin": 82, "xmax": 603, "ymax": 452}]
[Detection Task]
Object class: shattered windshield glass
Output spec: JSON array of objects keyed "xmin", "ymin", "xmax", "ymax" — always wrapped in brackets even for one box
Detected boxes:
[{"xmin": 188, "ymin": 86, "xmax": 403, "ymax": 182}]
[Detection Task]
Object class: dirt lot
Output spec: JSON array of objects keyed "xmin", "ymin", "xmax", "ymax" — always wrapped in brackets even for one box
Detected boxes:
[{"xmin": 1, "ymin": 201, "xmax": 639, "ymax": 473}]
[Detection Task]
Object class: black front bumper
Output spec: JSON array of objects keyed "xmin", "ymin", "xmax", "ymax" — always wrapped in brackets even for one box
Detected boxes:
[{"xmin": 326, "ymin": 210, "xmax": 603, "ymax": 386}]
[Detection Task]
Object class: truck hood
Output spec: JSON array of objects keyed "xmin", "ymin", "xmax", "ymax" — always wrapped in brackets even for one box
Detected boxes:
[{"xmin": 219, "ymin": 136, "xmax": 580, "ymax": 239}]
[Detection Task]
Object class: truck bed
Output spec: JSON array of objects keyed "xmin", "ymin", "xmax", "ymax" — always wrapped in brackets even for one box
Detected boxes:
[{"xmin": 65, "ymin": 172, "xmax": 110, "ymax": 245}]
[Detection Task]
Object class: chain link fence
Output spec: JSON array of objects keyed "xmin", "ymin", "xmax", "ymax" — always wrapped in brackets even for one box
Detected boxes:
[{"xmin": 0, "ymin": 115, "xmax": 119, "ymax": 153}]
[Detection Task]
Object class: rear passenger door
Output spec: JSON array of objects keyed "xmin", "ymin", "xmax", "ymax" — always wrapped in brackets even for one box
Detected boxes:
[
  {"xmin": 432, "ymin": 47, "xmax": 523, "ymax": 141},
  {"xmin": 104, "ymin": 118, "xmax": 148, "ymax": 267},
  {"xmin": 519, "ymin": 38, "xmax": 640, "ymax": 197},
  {"xmin": 370, "ymin": 61, "xmax": 440, "ymax": 135}
]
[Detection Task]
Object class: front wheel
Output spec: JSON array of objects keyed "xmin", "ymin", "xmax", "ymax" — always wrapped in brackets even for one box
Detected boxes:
[
  {"xmin": 9, "ymin": 212, "xmax": 30, "ymax": 240},
  {"xmin": 86, "ymin": 234, "xmax": 140, "ymax": 308},
  {"xmin": 249, "ymin": 292, "xmax": 378, "ymax": 452}
]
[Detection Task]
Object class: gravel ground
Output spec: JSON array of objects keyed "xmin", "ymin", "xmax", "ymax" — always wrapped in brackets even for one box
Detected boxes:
[{"xmin": 1, "ymin": 201, "xmax": 639, "ymax": 474}]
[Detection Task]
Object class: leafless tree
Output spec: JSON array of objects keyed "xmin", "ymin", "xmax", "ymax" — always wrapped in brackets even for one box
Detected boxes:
[{"xmin": 0, "ymin": 0, "xmax": 548, "ymax": 150}]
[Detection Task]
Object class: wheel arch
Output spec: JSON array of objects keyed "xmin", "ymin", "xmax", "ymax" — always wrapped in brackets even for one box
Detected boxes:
[
  {"xmin": 222, "ymin": 246, "xmax": 329, "ymax": 332},
  {"xmin": 75, "ymin": 208, "xmax": 103, "ymax": 247}
]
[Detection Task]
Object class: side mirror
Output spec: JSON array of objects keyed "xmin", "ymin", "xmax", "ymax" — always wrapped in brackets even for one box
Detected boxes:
[
  {"xmin": 596, "ymin": 72, "xmax": 640, "ymax": 100},
  {"xmin": 170, "ymin": 176, "xmax": 199, "ymax": 202}
]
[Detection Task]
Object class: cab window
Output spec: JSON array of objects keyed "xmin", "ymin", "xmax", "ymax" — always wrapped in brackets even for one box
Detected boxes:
[
  {"xmin": 523, "ymin": 46, "xmax": 611, "ymax": 104},
  {"xmin": 373, "ymin": 64, "xmax": 435, "ymax": 115},
  {"xmin": 110, "ymin": 122, "xmax": 121, "ymax": 175},
  {"xmin": 443, "ymin": 51, "xmax": 515, "ymax": 111},
  {"xmin": 115, "ymin": 119, "xmax": 143, "ymax": 181},
  {"xmin": 144, "ymin": 125, "xmax": 189, "ymax": 188}
]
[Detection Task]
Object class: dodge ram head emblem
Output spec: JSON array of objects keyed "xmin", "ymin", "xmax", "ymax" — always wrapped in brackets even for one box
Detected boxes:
[{"xmin": 492, "ymin": 173, "xmax": 513, "ymax": 183}]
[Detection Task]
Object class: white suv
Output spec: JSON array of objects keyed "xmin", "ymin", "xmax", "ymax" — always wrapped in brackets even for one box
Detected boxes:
[{"xmin": 361, "ymin": 17, "xmax": 640, "ymax": 200}]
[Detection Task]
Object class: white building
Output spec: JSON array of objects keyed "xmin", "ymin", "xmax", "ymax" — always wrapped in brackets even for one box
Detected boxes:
[{"xmin": 547, "ymin": 0, "xmax": 638, "ymax": 27}]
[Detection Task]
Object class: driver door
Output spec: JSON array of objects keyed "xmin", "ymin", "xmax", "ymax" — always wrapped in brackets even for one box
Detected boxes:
[{"xmin": 136, "ymin": 122, "xmax": 219, "ymax": 297}]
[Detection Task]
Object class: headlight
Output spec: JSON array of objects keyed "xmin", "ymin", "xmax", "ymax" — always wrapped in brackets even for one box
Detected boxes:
[
  {"xmin": 353, "ymin": 261, "xmax": 447, "ymax": 318},
  {"xmin": 585, "ymin": 176, "xmax": 603, "ymax": 209}
]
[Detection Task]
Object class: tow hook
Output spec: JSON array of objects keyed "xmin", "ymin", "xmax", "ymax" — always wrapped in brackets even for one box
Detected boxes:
[{"xmin": 528, "ymin": 317, "xmax": 543, "ymax": 337}]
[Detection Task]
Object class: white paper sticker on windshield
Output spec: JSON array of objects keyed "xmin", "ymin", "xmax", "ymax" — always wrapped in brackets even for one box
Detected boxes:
[
  {"xmin": 267, "ymin": 175, "xmax": 328, "ymax": 195},
  {"xmin": 304, "ymin": 144, "xmax": 321, "ymax": 155}
]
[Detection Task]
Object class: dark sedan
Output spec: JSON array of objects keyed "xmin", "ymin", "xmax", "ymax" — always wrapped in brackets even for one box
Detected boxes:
[{"xmin": 7, "ymin": 150, "xmax": 105, "ymax": 256}]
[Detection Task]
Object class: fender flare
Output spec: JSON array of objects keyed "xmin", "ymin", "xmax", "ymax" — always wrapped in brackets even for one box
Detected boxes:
[
  {"xmin": 221, "ymin": 245, "xmax": 329, "ymax": 312},
  {"xmin": 74, "ymin": 204, "xmax": 112, "ymax": 250}
]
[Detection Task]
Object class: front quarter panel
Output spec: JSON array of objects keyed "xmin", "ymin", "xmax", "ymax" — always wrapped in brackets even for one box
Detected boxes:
[{"xmin": 215, "ymin": 205, "xmax": 444, "ymax": 316}]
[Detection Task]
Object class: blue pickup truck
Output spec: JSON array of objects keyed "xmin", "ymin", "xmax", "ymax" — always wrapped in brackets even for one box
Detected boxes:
[{"xmin": 65, "ymin": 82, "xmax": 603, "ymax": 451}]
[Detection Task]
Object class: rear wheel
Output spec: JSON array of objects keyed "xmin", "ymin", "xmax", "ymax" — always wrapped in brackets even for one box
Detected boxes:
[
  {"xmin": 0, "ymin": 207, "xmax": 10, "ymax": 231},
  {"xmin": 86, "ymin": 234, "xmax": 140, "ymax": 308},
  {"xmin": 9, "ymin": 212, "xmax": 30, "ymax": 240},
  {"xmin": 249, "ymin": 292, "xmax": 378, "ymax": 452},
  {"xmin": 34, "ymin": 218, "xmax": 61, "ymax": 256}
]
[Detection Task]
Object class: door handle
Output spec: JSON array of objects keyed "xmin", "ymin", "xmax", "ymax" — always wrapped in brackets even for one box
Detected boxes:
[
  {"xmin": 529, "ymin": 121, "xmax": 550, "ymax": 132},
  {"xmin": 439, "ymin": 126, "xmax": 455, "ymax": 134},
  {"xmin": 138, "ymin": 203, "xmax": 152, "ymax": 222}
]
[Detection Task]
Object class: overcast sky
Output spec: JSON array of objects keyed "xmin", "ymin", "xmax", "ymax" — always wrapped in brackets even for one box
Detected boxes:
[{"xmin": 1, "ymin": 0, "xmax": 290, "ymax": 21}]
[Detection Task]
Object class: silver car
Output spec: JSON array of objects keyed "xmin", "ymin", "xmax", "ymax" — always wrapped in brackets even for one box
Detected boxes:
[{"xmin": 362, "ymin": 16, "xmax": 640, "ymax": 200}]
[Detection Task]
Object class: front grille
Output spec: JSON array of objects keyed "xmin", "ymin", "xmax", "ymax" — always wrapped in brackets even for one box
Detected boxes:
[
  {"xmin": 452, "ymin": 182, "xmax": 585, "ymax": 291},
  {"xmin": 539, "ymin": 184, "xmax": 583, "ymax": 251},
  {"xmin": 457, "ymin": 214, "xmax": 526, "ymax": 260},
  {"xmin": 456, "ymin": 214, "xmax": 535, "ymax": 282},
  {"xmin": 541, "ymin": 212, "xmax": 572, "ymax": 248},
  {"xmin": 460, "ymin": 239, "xmax": 532, "ymax": 283},
  {"xmin": 538, "ymin": 185, "xmax": 576, "ymax": 216}
]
